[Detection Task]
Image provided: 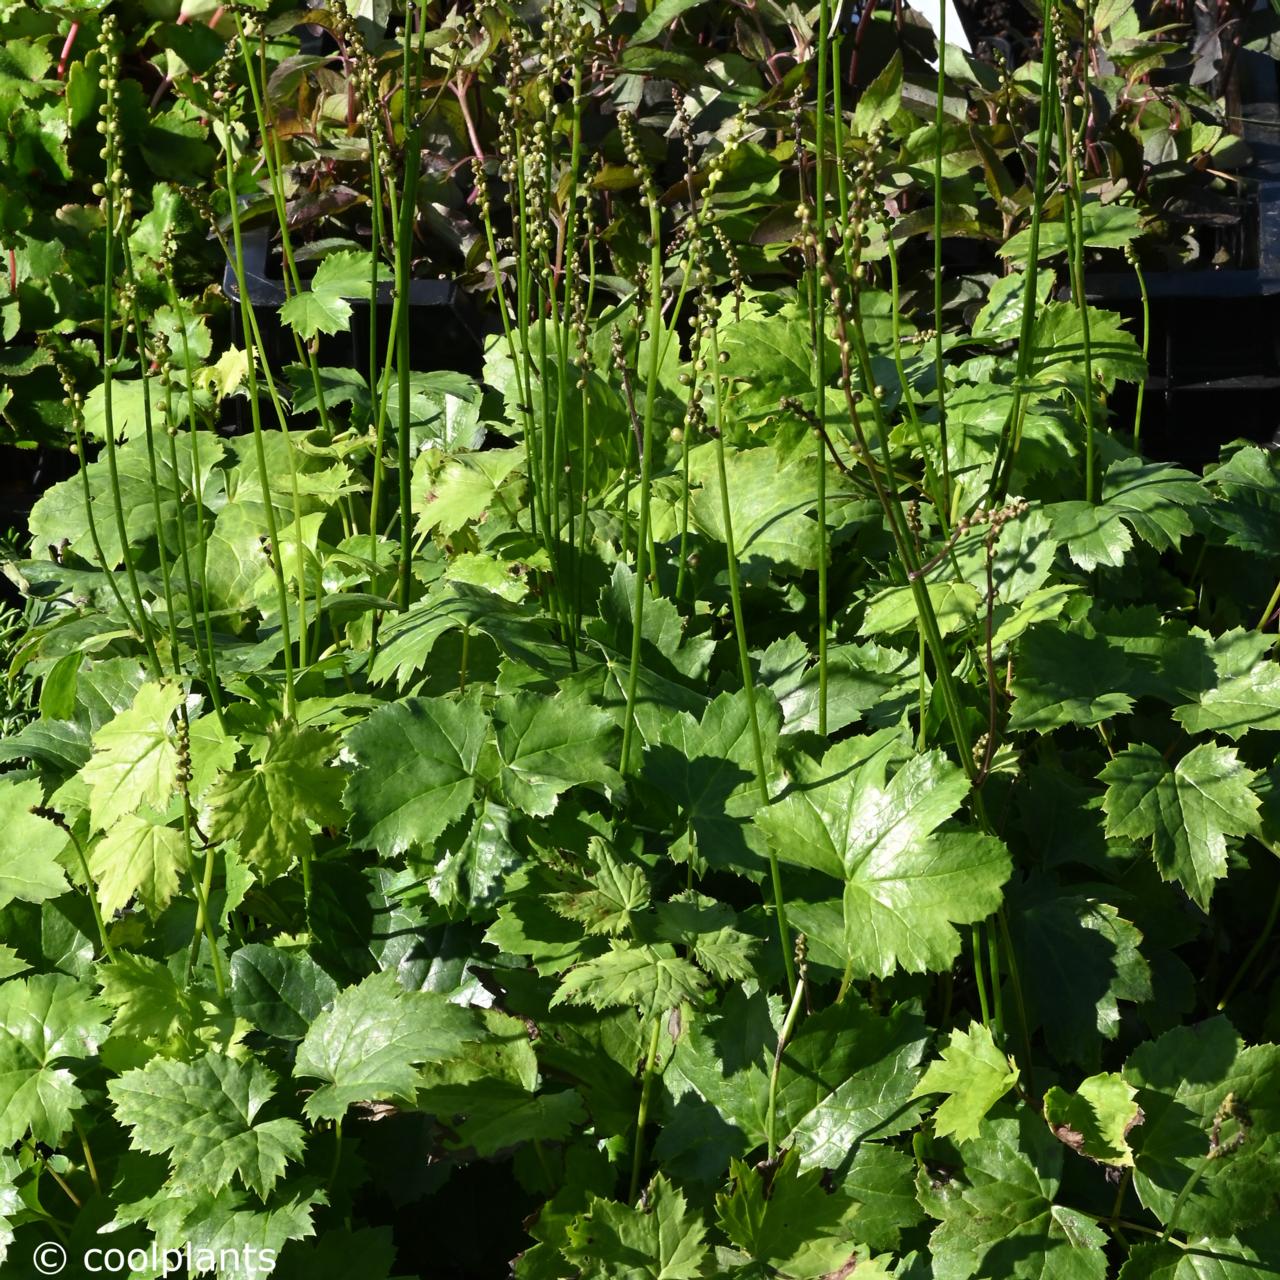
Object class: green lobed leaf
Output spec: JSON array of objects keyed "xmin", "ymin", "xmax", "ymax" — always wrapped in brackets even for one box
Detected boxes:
[
  {"xmin": 756, "ymin": 733, "xmax": 1011, "ymax": 977},
  {"xmin": 919, "ymin": 1109, "xmax": 1109, "ymax": 1280},
  {"xmin": 1173, "ymin": 628, "xmax": 1280, "ymax": 740},
  {"xmin": 493, "ymin": 691, "xmax": 622, "ymax": 817},
  {"xmin": 0, "ymin": 778, "xmax": 68, "ymax": 911},
  {"xmin": 293, "ymin": 970, "xmax": 484, "ymax": 1121},
  {"xmin": 563, "ymin": 1174, "xmax": 708, "ymax": 1280},
  {"xmin": 343, "ymin": 693, "xmax": 488, "ymax": 858},
  {"xmin": 552, "ymin": 943, "xmax": 709, "ymax": 1016},
  {"xmin": 81, "ymin": 680, "xmax": 183, "ymax": 833},
  {"xmin": 1124, "ymin": 1018, "xmax": 1280, "ymax": 1237},
  {"xmin": 88, "ymin": 810, "xmax": 185, "ymax": 918},
  {"xmin": 207, "ymin": 722, "xmax": 345, "ymax": 881},
  {"xmin": 912, "ymin": 1021, "xmax": 1020, "ymax": 1142},
  {"xmin": 1101, "ymin": 743, "xmax": 1261, "ymax": 910},
  {"xmin": 549, "ymin": 839, "xmax": 651, "ymax": 938},
  {"xmin": 717, "ymin": 1149, "xmax": 864, "ymax": 1279},
  {"xmin": 1043, "ymin": 1072, "xmax": 1142, "ymax": 1167},
  {"xmin": 0, "ymin": 974, "xmax": 109, "ymax": 1146},
  {"xmin": 109, "ymin": 1051, "xmax": 306, "ymax": 1200}
]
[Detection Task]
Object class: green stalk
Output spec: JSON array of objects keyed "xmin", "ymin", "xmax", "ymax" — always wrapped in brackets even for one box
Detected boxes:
[
  {"xmin": 395, "ymin": 7, "xmax": 426, "ymax": 610},
  {"xmin": 1217, "ymin": 851, "xmax": 1280, "ymax": 1007},
  {"xmin": 70, "ymin": 413, "xmax": 142, "ymax": 645},
  {"xmin": 619, "ymin": 193, "xmax": 665, "ymax": 775},
  {"xmin": 996, "ymin": 907, "xmax": 1035, "ymax": 1097},
  {"xmin": 987, "ymin": 916, "xmax": 1004, "ymax": 1036},
  {"xmin": 932, "ymin": 0, "xmax": 954, "ymax": 513},
  {"xmin": 223, "ymin": 112, "xmax": 297, "ymax": 718},
  {"xmin": 885, "ymin": 230, "xmax": 949, "ymax": 527},
  {"xmin": 1129, "ymin": 248, "xmax": 1150, "ymax": 452},
  {"xmin": 66, "ymin": 822, "xmax": 115, "ymax": 963},
  {"xmin": 766, "ymin": 973, "xmax": 806, "ymax": 1160},
  {"xmin": 833, "ymin": 308, "xmax": 977, "ymax": 777},
  {"xmin": 513, "ymin": 121, "xmax": 548, "ymax": 569},
  {"xmin": 474, "ymin": 155, "xmax": 539, "ymax": 548},
  {"xmin": 235, "ymin": 17, "xmax": 316, "ymax": 657},
  {"xmin": 180, "ymin": 725, "xmax": 225, "ymax": 999},
  {"xmin": 990, "ymin": 14, "xmax": 1058, "ymax": 504},
  {"xmin": 120, "ymin": 250, "xmax": 183, "ymax": 681},
  {"xmin": 709, "ymin": 321, "xmax": 797, "ymax": 998},
  {"xmin": 1257, "ymin": 577, "xmax": 1280, "ymax": 632},
  {"xmin": 537, "ymin": 87, "xmax": 570, "ymax": 637},
  {"xmin": 971, "ymin": 924, "xmax": 991, "ymax": 1026},
  {"xmin": 628, "ymin": 1015, "xmax": 663, "ymax": 1203},
  {"xmin": 367, "ymin": 126, "xmax": 386, "ymax": 571},
  {"xmin": 369, "ymin": 171, "xmax": 407, "ymax": 572},
  {"xmin": 1160, "ymin": 1153, "xmax": 1214, "ymax": 1244},
  {"xmin": 674, "ymin": 385, "xmax": 694, "ymax": 601},
  {"xmin": 814, "ymin": 0, "xmax": 832, "ymax": 736},
  {"xmin": 164, "ymin": 271, "xmax": 226, "ymax": 727},
  {"xmin": 573, "ymin": 227, "xmax": 599, "ymax": 633},
  {"xmin": 99, "ymin": 142, "xmax": 161, "ymax": 677},
  {"xmin": 559, "ymin": 61, "xmax": 586, "ymax": 646},
  {"xmin": 1060, "ymin": 32, "xmax": 1098, "ymax": 503}
]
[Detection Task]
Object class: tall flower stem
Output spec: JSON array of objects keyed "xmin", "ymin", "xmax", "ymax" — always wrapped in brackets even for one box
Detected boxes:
[
  {"xmin": 813, "ymin": 0, "xmax": 832, "ymax": 735},
  {"xmin": 990, "ymin": 14, "xmax": 1058, "ymax": 504},
  {"xmin": 628, "ymin": 1015, "xmax": 662, "ymax": 1203},
  {"xmin": 708, "ymin": 316, "xmax": 796, "ymax": 998},
  {"xmin": 222, "ymin": 108, "xmax": 297, "ymax": 718},
  {"xmin": 97, "ymin": 19, "xmax": 161, "ymax": 678},
  {"xmin": 932, "ymin": 0, "xmax": 954, "ymax": 514},
  {"xmin": 619, "ymin": 121, "xmax": 666, "ymax": 776},
  {"xmin": 395, "ymin": 4, "xmax": 428, "ymax": 609},
  {"xmin": 1060, "ymin": 7, "xmax": 1098, "ymax": 503},
  {"xmin": 164, "ymin": 270, "xmax": 226, "ymax": 727}
]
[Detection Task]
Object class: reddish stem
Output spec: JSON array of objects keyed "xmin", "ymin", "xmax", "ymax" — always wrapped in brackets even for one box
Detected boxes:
[
  {"xmin": 7, "ymin": 249, "xmax": 16, "ymax": 295},
  {"xmin": 452, "ymin": 74, "xmax": 485, "ymax": 164},
  {"xmin": 56, "ymin": 21, "xmax": 80, "ymax": 80}
]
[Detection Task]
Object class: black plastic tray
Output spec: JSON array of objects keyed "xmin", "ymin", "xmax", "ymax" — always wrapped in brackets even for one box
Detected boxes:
[
  {"xmin": 221, "ymin": 227, "xmax": 483, "ymax": 429},
  {"xmin": 1084, "ymin": 49, "xmax": 1280, "ymax": 464}
]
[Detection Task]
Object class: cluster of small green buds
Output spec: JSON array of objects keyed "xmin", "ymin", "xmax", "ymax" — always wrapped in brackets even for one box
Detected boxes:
[
  {"xmin": 330, "ymin": 0, "xmax": 386, "ymax": 143},
  {"xmin": 93, "ymin": 17, "xmax": 132, "ymax": 223},
  {"xmin": 494, "ymin": 26, "xmax": 528, "ymax": 189},
  {"xmin": 471, "ymin": 155, "xmax": 493, "ymax": 224},
  {"xmin": 608, "ymin": 324, "xmax": 628, "ymax": 373},
  {"xmin": 179, "ymin": 183, "xmax": 219, "ymax": 242},
  {"xmin": 1209, "ymin": 1091, "xmax": 1250, "ymax": 1159},
  {"xmin": 629, "ymin": 262, "xmax": 649, "ymax": 335},
  {"xmin": 569, "ymin": 247, "xmax": 595, "ymax": 386},
  {"xmin": 906, "ymin": 498, "xmax": 923, "ymax": 536},
  {"xmin": 55, "ymin": 359, "xmax": 86, "ymax": 444},
  {"xmin": 711, "ymin": 225, "xmax": 744, "ymax": 320},
  {"xmin": 672, "ymin": 89, "xmax": 695, "ymax": 152},
  {"xmin": 175, "ymin": 715, "xmax": 193, "ymax": 793},
  {"xmin": 902, "ymin": 328, "xmax": 937, "ymax": 346},
  {"xmin": 212, "ymin": 29, "xmax": 238, "ymax": 103},
  {"xmin": 30, "ymin": 804, "xmax": 73, "ymax": 836},
  {"xmin": 695, "ymin": 113, "xmax": 745, "ymax": 225},
  {"xmin": 794, "ymin": 931, "xmax": 808, "ymax": 983},
  {"xmin": 957, "ymin": 496, "xmax": 1031, "ymax": 544},
  {"xmin": 619, "ymin": 112, "xmax": 659, "ymax": 215},
  {"xmin": 778, "ymin": 395, "xmax": 818, "ymax": 429},
  {"xmin": 788, "ymin": 84, "xmax": 806, "ymax": 156}
]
